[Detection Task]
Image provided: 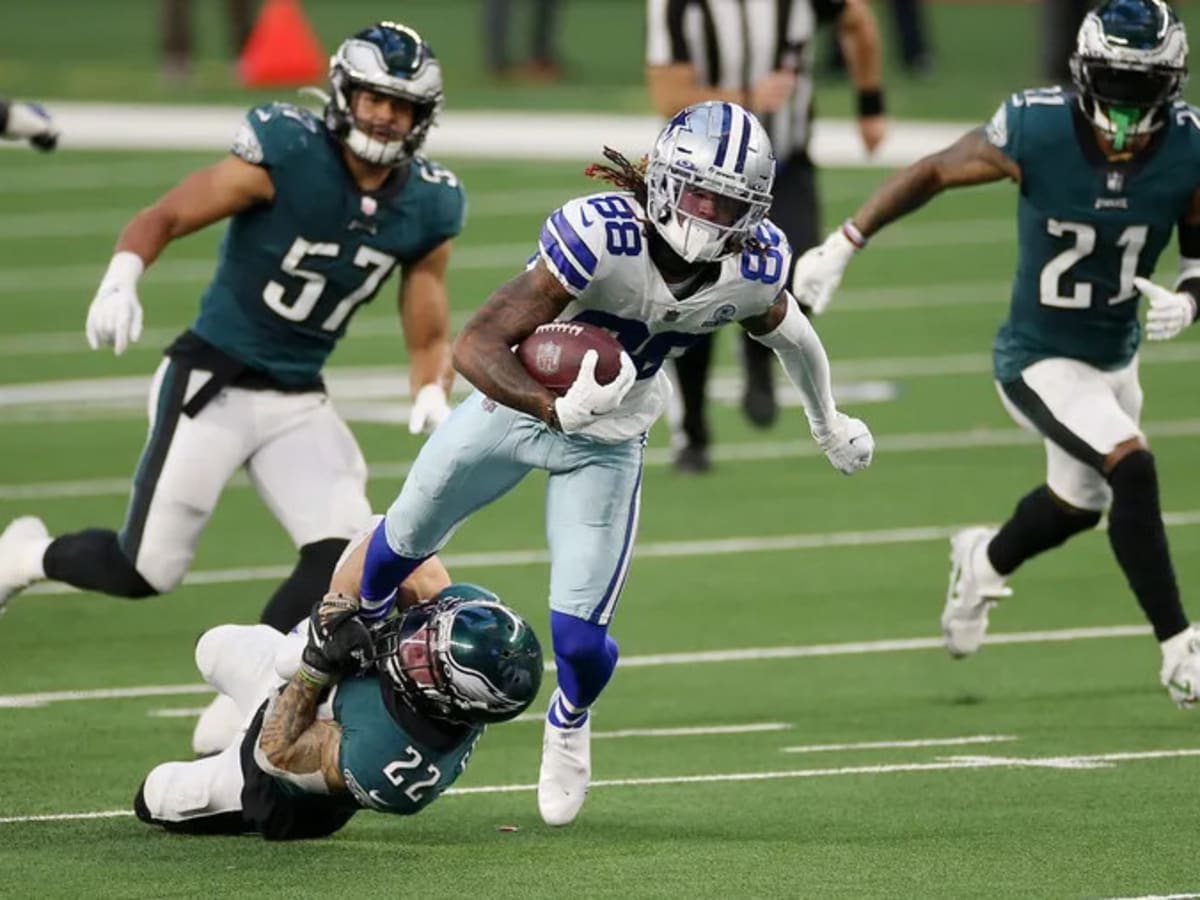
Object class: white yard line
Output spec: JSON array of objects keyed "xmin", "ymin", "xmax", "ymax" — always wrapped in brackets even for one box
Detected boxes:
[
  {"xmin": 4, "ymin": 746, "xmax": 1197, "ymax": 825},
  {"xmin": 593, "ymin": 723, "xmax": 792, "ymax": 740},
  {"xmin": 18, "ymin": 511, "xmax": 1200, "ymax": 597},
  {"xmin": 0, "ymin": 624, "xmax": 1153, "ymax": 709},
  {"xmin": 781, "ymin": 735, "xmax": 1015, "ymax": 753},
  {"xmin": 6, "ymin": 417, "xmax": 1200, "ymax": 502}
]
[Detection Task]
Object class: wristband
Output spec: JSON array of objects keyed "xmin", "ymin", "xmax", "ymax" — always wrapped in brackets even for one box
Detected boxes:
[
  {"xmin": 298, "ymin": 660, "xmax": 331, "ymax": 688},
  {"xmin": 841, "ymin": 219, "xmax": 867, "ymax": 250},
  {"xmin": 857, "ymin": 88, "xmax": 885, "ymax": 118}
]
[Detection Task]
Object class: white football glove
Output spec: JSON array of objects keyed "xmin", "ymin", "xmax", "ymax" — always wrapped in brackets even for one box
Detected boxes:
[
  {"xmin": 407, "ymin": 382, "xmax": 452, "ymax": 435},
  {"xmin": 86, "ymin": 252, "xmax": 145, "ymax": 355},
  {"xmin": 553, "ymin": 349, "xmax": 637, "ymax": 434},
  {"xmin": 790, "ymin": 227, "xmax": 860, "ymax": 315},
  {"xmin": 813, "ymin": 412, "xmax": 875, "ymax": 475},
  {"xmin": 1135, "ymin": 276, "xmax": 1197, "ymax": 342},
  {"xmin": 3, "ymin": 100, "xmax": 59, "ymax": 151}
]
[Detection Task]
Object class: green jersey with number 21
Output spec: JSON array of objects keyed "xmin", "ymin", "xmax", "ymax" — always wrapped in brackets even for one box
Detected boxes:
[
  {"xmin": 988, "ymin": 86, "xmax": 1200, "ymax": 382},
  {"xmin": 192, "ymin": 102, "xmax": 465, "ymax": 385}
]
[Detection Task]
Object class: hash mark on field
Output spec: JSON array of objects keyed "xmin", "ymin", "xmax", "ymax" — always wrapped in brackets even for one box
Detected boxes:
[
  {"xmin": 4, "ymin": 747, "xmax": 1198, "ymax": 825},
  {"xmin": 781, "ymin": 735, "xmax": 1015, "ymax": 753},
  {"xmin": 0, "ymin": 625, "xmax": 1152, "ymax": 709},
  {"xmin": 593, "ymin": 723, "xmax": 792, "ymax": 740}
]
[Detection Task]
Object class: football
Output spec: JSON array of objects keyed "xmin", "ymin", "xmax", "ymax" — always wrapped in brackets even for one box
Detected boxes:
[{"xmin": 516, "ymin": 322, "xmax": 625, "ymax": 396}]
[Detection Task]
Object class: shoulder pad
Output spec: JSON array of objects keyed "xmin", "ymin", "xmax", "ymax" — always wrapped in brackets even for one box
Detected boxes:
[
  {"xmin": 539, "ymin": 193, "xmax": 633, "ymax": 295},
  {"xmin": 233, "ymin": 102, "xmax": 323, "ymax": 167},
  {"xmin": 410, "ymin": 156, "xmax": 467, "ymax": 240}
]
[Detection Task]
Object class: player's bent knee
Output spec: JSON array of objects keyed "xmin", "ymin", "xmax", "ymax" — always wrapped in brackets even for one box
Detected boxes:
[
  {"xmin": 550, "ymin": 613, "xmax": 608, "ymax": 663},
  {"xmin": 1106, "ymin": 448, "xmax": 1157, "ymax": 494},
  {"xmin": 194, "ymin": 625, "xmax": 240, "ymax": 683},
  {"xmin": 1103, "ymin": 438, "xmax": 1149, "ymax": 476}
]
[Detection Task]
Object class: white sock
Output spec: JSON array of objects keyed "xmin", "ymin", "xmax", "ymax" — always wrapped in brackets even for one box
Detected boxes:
[{"xmin": 22, "ymin": 536, "xmax": 51, "ymax": 582}]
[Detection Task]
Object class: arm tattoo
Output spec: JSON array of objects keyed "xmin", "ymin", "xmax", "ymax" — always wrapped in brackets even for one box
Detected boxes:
[
  {"xmin": 452, "ymin": 262, "xmax": 574, "ymax": 427},
  {"xmin": 853, "ymin": 128, "xmax": 1017, "ymax": 237},
  {"xmin": 259, "ymin": 675, "xmax": 346, "ymax": 790}
]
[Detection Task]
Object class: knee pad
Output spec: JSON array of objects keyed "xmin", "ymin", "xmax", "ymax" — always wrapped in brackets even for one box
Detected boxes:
[{"xmin": 1107, "ymin": 448, "xmax": 1157, "ymax": 495}]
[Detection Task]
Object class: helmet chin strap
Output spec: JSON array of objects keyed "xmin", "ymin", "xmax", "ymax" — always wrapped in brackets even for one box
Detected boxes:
[{"xmin": 1108, "ymin": 105, "xmax": 1138, "ymax": 152}]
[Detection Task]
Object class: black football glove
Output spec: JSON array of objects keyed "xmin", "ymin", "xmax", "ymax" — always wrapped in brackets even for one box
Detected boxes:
[{"xmin": 299, "ymin": 593, "xmax": 373, "ymax": 686}]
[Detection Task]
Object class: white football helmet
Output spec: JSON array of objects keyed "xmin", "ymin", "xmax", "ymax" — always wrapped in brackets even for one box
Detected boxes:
[
  {"xmin": 326, "ymin": 21, "xmax": 444, "ymax": 166},
  {"xmin": 1070, "ymin": 0, "xmax": 1188, "ymax": 149},
  {"xmin": 646, "ymin": 101, "xmax": 775, "ymax": 263}
]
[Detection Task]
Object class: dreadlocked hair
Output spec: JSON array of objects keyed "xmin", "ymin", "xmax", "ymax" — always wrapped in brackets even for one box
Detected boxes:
[{"xmin": 585, "ymin": 147, "xmax": 650, "ymax": 208}]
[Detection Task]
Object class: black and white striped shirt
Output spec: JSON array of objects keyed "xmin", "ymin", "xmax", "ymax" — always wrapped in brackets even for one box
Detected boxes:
[{"xmin": 645, "ymin": 0, "xmax": 845, "ymax": 161}]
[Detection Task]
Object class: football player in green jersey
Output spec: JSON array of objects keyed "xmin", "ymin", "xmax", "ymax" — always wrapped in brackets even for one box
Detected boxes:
[
  {"xmin": 0, "ymin": 23, "xmax": 463, "ymax": 709},
  {"xmin": 134, "ymin": 581, "xmax": 543, "ymax": 839},
  {"xmin": 791, "ymin": 0, "xmax": 1200, "ymax": 707}
]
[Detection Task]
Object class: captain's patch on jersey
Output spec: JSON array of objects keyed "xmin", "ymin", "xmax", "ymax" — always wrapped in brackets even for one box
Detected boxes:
[{"xmin": 985, "ymin": 103, "xmax": 1008, "ymax": 149}]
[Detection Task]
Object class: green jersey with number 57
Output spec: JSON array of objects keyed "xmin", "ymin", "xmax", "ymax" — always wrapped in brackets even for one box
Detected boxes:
[
  {"xmin": 191, "ymin": 102, "xmax": 465, "ymax": 386},
  {"xmin": 988, "ymin": 87, "xmax": 1200, "ymax": 382}
]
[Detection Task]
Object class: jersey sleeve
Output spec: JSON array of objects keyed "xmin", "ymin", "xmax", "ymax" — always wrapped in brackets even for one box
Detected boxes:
[
  {"xmin": 537, "ymin": 196, "xmax": 610, "ymax": 297},
  {"xmin": 646, "ymin": 0, "xmax": 691, "ymax": 65},
  {"xmin": 984, "ymin": 94, "xmax": 1026, "ymax": 166},
  {"xmin": 410, "ymin": 159, "xmax": 467, "ymax": 260},
  {"xmin": 231, "ymin": 102, "xmax": 321, "ymax": 171},
  {"xmin": 743, "ymin": 220, "xmax": 794, "ymax": 315}
]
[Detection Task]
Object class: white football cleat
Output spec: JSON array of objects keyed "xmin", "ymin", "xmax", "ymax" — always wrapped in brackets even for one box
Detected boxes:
[
  {"xmin": 1160, "ymin": 627, "xmax": 1200, "ymax": 709},
  {"xmin": 537, "ymin": 708, "xmax": 591, "ymax": 827},
  {"xmin": 0, "ymin": 516, "xmax": 50, "ymax": 615},
  {"xmin": 942, "ymin": 526, "xmax": 1012, "ymax": 658}
]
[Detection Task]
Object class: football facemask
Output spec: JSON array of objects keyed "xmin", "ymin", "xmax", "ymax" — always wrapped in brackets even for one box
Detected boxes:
[
  {"xmin": 373, "ymin": 584, "xmax": 543, "ymax": 725},
  {"xmin": 646, "ymin": 101, "xmax": 775, "ymax": 263},
  {"xmin": 326, "ymin": 21, "xmax": 444, "ymax": 166},
  {"xmin": 1070, "ymin": 0, "xmax": 1188, "ymax": 150}
]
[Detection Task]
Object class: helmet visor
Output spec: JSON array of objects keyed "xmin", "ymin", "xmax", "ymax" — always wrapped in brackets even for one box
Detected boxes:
[
  {"xmin": 1084, "ymin": 60, "xmax": 1181, "ymax": 108},
  {"xmin": 678, "ymin": 184, "xmax": 751, "ymax": 227}
]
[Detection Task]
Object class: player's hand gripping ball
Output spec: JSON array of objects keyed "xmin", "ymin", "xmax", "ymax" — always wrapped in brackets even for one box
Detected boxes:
[{"xmin": 516, "ymin": 322, "xmax": 626, "ymax": 396}]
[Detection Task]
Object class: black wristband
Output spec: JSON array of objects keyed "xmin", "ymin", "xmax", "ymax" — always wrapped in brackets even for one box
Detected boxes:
[{"xmin": 857, "ymin": 88, "xmax": 885, "ymax": 118}]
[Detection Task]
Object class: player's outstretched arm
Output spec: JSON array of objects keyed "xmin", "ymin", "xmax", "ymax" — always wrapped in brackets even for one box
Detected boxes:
[
  {"xmin": 742, "ymin": 293, "xmax": 874, "ymax": 475},
  {"xmin": 400, "ymin": 240, "xmax": 455, "ymax": 434},
  {"xmin": 85, "ymin": 156, "xmax": 274, "ymax": 355},
  {"xmin": 791, "ymin": 126, "xmax": 1018, "ymax": 315},
  {"xmin": 452, "ymin": 260, "xmax": 574, "ymax": 428},
  {"xmin": 257, "ymin": 674, "xmax": 346, "ymax": 792}
]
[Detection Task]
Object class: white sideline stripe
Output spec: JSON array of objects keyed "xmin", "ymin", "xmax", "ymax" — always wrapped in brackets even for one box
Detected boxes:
[
  {"xmin": 7, "ymin": 416, "xmax": 1200, "ymax": 502},
  {"xmin": 594, "ymin": 723, "xmax": 792, "ymax": 740},
  {"xmin": 4, "ymin": 747, "xmax": 1197, "ymax": 825},
  {"xmin": 20, "ymin": 512, "xmax": 1200, "ymax": 597},
  {"xmin": 0, "ymin": 280, "xmax": 1009, "ymax": 358},
  {"xmin": 0, "ymin": 625, "xmax": 1152, "ymax": 708},
  {"xmin": 781, "ymin": 735, "xmax": 1015, "ymax": 753},
  {"xmin": 445, "ymin": 747, "xmax": 1200, "ymax": 794}
]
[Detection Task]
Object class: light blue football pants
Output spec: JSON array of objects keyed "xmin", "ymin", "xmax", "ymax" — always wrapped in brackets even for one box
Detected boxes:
[{"xmin": 382, "ymin": 391, "xmax": 644, "ymax": 625}]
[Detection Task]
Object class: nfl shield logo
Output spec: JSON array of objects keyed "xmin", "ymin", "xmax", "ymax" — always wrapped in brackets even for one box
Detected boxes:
[
  {"xmin": 361, "ymin": 196, "xmax": 378, "ymax": 216},
  {"xmin": 1106, "ymin": 170, "xmax": 1124, "ymax": 193},
  {"xmin": 664, "ymin": 309, "xmax": 680, "ymax": 322},
  {"xmin": 535, "ymin": 341, "xmax": 562, "ymax": 374}
]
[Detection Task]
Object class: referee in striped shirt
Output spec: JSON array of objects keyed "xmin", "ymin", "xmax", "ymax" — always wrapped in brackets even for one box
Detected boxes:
[{"xmin": 646, "ymin": 0, "xmax": 886, "ymax": 473}]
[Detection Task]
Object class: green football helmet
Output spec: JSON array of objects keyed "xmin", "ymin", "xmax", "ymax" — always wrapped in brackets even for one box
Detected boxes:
[
  {"xmin": 326, "ymin": 21, "xmax": 444, "ymax": 166},
  {"xmin": 1070, "ymin": 0, "xmax": 1188, "ymax": 150},
  {"xmin": 373, "ymin": 584, "xmax": 543, "ymax": 724}
]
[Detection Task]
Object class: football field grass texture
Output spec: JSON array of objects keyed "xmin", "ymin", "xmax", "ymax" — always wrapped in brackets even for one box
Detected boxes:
[{"xmin": 2, "ymin": 149, "xmax": 1200, "ymax": 898}]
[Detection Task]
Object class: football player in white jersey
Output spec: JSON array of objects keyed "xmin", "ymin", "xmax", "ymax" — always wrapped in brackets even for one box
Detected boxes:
[{"xmin": 337, "ymin": 101, "xmax": 875, "ymax": 827}]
